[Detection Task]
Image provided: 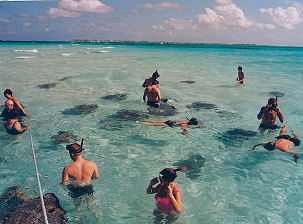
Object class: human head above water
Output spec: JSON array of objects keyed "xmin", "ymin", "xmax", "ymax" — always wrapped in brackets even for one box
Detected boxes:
[
  {"xmin": 187, "ymin": 118, "xmax": 198, "ymax": 125},
  {"xmin": 238, "ymin": 66, "xmax": 242, "ymax": 71},
  {"xmin": 4, "ymin": 89, "xmax": 13, "ymax": 98},
  {"xmin": 159, "ymin": 167, "xmax": 186, "ymax": 183},
  {"xmin": 264, "ymin": 142, "xmax": 275, "ymax": 151},
  {"xmin": 267, "ymin": 98, "xmax": 276, "ymax": 106},
  {"xmin": 5, "ymin": 99, "xmax": 14, "ymax": 110},
  {"xmin": 66, "ymin": 139, "xmax": 85, "ymax": 154}
]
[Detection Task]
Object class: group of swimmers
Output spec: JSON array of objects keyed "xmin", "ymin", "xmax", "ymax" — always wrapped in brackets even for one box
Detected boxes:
[
  {"xmin": 0, "ymin": 68, "xmax": 301, "ymax": 216},
  {"xmin": 0, "ymin": 89, "xmax": 30, "ymax": 135}
]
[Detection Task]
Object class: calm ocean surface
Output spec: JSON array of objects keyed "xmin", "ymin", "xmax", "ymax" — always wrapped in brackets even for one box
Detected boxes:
[{"xmin": 0, "ymin": 42, "xmax": 303, "ymax": 223}]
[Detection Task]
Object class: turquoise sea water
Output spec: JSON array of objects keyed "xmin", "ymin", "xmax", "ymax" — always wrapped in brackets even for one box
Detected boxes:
[{"xmin": 0, "ymin": 42, "xmax": 303, "ymax": 223}]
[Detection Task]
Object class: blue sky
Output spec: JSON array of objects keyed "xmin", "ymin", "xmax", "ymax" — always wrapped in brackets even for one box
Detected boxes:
[{"xmin": 0, "ymin": 0, "xmax": 303, "ymax": 46}]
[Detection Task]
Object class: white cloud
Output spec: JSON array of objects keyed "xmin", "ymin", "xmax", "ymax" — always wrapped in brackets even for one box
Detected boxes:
[
  {"xmin": 23, "ymin": 22, "xmax": 31, "ymax": 27},
  {"xmin": 216, "ymin": 0, "xmax": 232, "ymax": 5},
  {"xmin": 152, "ymin": 25, "xmax": 165, "ymax": 30},
  {"xmin": 164, "ymin": 18, "xmax": 197, "ymax": 30},
  {"xmin": 197, "ymin": 8, "xmax": 224, "ymax": 29},
  {"xmin": 0, "ymin": 18, "xmax": 13, "ymax": 23},
  {"xmin": 260, "ymin": 5, "xmax": 302, "ymax": 30},
  {"xmin": 138, "ymin": 2, "xmax": 184, "ymax": 11},
  {"xmin": 59, "ymin": 0, "xmax": 114, "ymax": 13},
  {"xmin": 44, "ymin": 0, "xmax": 114, "ymax": 19},
  {"xmin": 46, "ymin": 8, "xmax": 81, "ymax": 18},
  {"xmin": 197, "ymin": 1, "xmax": 275, "ymax": 30}
]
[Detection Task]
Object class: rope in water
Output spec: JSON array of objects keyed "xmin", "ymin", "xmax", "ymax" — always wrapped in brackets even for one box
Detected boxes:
[{"xmin": 29, "ymin": 127, "xmax": 49, "ymax": 224}]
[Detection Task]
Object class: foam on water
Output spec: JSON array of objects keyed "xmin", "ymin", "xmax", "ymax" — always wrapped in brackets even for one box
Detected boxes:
[
  {"xmin": 13, "ymin": 49, "xmax": 38, "ymax": 53},
  {"xmin": 0, "ymin": 42, "xmax": 303, "ymax": 224}
]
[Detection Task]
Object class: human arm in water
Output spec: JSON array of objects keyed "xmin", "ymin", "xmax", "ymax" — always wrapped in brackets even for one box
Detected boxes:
[
  {"xmin": 167, "ymin": 184, "xmax": 182, "ymax": 213},
  {"xmin": 146, "ymin": 178, "xmax": 161, "ymax": 194},
  {"xmin": 257, "ymin": 106, "xmax": 267, "ymax": 120},
  {"xmin": 250, "ymin": 143, "xmax": 265, "ymax": 151},
  {"xmin": 155, "ymin": 87, "xmax": 161, "ymax": 102},
  {"xmin": 14, "ymin": 121, "xmax": 29, "ymax": 133},
  {"xmin": 61, "ymin": 166, "xmax": 69, "ymax": 186},
  {"xmin": 92, "ymin": 162, "xmax": 99, "ymax": 179},
  {"xmin": 143, "ymin": 88, "xmax": 147, "ymax": 102},
  {"xmin": 276, "ymin": 107, "xmax": 284, "ymax": 123},
  {"xmin": 12, "ymin": 98, "xmax": 30, "ymax": 118}
]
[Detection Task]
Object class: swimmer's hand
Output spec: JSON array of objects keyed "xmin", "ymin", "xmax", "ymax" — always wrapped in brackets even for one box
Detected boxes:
[
  {"xmin": 182, "ymin": 129, "xmax": 190, "ymax": 136},
  {"xmin": 136, "ymin": 121, "xmax": 140, "ymax": 123}
]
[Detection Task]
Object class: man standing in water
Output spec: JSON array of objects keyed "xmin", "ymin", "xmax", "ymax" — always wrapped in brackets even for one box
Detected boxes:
[
  {"xmin": 143, "ymin": 81, "xmax": 161, "ymax": 108},
  {"xmin": 61, "ymin": 140, "xmax": 99, "ymax": 210},
  {"xmin": 236, "ymin": 66, "xmax": 245, "ymax": 85},
  {"xmin": 257, "ymin": 97, "xmax": 284, "ymax": 131}
]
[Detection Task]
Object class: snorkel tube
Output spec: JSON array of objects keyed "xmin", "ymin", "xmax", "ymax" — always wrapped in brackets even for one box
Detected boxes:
[{"xmin": 80, "ymin": 138, "xmax": 84, "ymax": 149}]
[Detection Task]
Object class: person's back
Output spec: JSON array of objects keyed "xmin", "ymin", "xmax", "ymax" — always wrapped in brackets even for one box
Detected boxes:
[
  {"xmin": 64, "ymin": 159, "xmax": 97, "ymax": 186},
  {"xmin": 62, "ymin": 142, "xmax": 99, "ymax": 210}
]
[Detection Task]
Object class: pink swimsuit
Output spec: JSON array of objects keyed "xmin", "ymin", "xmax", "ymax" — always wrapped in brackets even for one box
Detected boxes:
[{"xmin": 155, "ymin": 189, "xmax": 180, "ymax": 213}]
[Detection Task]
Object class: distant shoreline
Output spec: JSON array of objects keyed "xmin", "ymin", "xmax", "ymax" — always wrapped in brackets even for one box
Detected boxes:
[{"xmin": 0, "ymin": 40, "xmax": 302, "ymax": 48}]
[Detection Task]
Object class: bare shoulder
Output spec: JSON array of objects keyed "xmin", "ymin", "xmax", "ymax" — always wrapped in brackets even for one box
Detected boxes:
[{"xmin": 85, "ymin": 160, "xmax": 97, "ymax": 167}]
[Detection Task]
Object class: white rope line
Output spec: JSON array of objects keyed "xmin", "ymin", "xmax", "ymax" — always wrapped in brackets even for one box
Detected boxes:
[{"xmin": 29, "ymin": 131, "xmax": 49, "ymax": 224}]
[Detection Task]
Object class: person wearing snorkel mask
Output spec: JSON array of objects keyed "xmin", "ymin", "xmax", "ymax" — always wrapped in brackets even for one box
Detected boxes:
[
  {"xmin": 142, "ymin": 70, "xmax": 160, "ymax": 88},
  {"xmin": 61, "ymin": 140, "xmax": 99, "ymax": 211},
  {"xmin": 257, "ymin": 98, "xmax": 284, "ymax": 131},
  {"xmin": 146, "ymin": 168, "xmax": 185, "ymax": 214},
  {"xmin": 136, "ymin": 117, "xmax": 202, "ymax": 135}
]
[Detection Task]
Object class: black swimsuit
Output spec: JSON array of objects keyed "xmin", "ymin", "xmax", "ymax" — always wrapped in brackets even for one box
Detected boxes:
[
  {"xmin": 164, "ymin": 120, "xmax": 180, "ymax": 128},
  {"xmin": 276, "ymin": 135, "xmax": 301, "ymax": 146},
  {"xmin": 66, "ymin": 184, "xmax": 95, "ymax": 198}
]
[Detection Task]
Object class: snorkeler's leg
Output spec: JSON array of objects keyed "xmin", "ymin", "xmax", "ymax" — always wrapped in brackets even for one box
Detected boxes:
[
  {"xmin": 74, "ymin": 197, "xmax": 82, "ymax": 211},
  {"xmin": 291, "ymin": 130, "xmax": 299, "ymax": 139},
  {"xmin": 278, "ymin": 148, "xmax": 299, "ymax": 163},
  {"xmin": 136, "ymin": 121, "xmax": 165, "ymax": 126}
]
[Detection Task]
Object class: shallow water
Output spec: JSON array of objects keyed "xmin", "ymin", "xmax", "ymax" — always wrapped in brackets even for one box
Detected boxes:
[{"xmin": 0, "ymin": 42, "xmax": 303, "ymax": 223}]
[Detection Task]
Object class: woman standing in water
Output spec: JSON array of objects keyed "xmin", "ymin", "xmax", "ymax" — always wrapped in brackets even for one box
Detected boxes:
[{"xmin": 146, "ymin": 168, "xmax": 185, "ymax": 214}]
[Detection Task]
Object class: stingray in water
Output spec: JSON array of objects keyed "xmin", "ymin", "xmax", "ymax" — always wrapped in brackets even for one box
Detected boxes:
[
  {"xmin": 114, "ymin": 110, "xmax": 149, "ymax": 121},
  {"xmin": 173, "ymin": 154, "xmax": 206, "ymax": 180},
  {"xmin": 100, "ymin": 110, "xmax": 149, "ymax": 131},
  {"xmin": 147, "ymin": 103, "xmax": 177, "ymax": 117},
  {"xmin": 51, "ymin": 131, "xmax": 77, "ymax": 144},
  {"xmin": 62, "ymin": 104, "xmax": 98, "ymax": 115},
  {"xmin": 186, "ymin": 101, "xmax": 217, "ymax": 110},
  {"xmin": 101, "ymin": 94, "xmax": 128, "ymax": 101},
  {"xmin": 0, "ymin": 186, "xmax": 67, "ymax": 224},
  {"xmin": 267, "ymin": 91, "xmax": 285, "ymax": 97},
  {"xmin": 181, "ymin": 80, "xmax": 195, "ymax": 84},
  {"xmin": 218, "ymin": 128, "xmax": 258, "ymax": 146},
  {"xmin": 37, "ymin": 83, "xmax": 57, "ymax": 89}
]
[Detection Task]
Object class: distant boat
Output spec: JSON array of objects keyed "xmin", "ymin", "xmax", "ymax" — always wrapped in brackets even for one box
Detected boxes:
[{"xmin": 160, "ymin": 42, "xmax": 164, "ymax": 45}]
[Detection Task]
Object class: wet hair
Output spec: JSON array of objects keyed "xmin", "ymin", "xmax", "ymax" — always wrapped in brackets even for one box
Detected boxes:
[
  {"xmin": 160, "ymin": 168, "xmax": 177, "ymax": 183},
  {"xmin": 268, "ymin": 98, "xmax": 276, "ymax": 105},
  {"xmin": 158, "ymin": 168, "xmax": 185, "ymax": 198},
  {"xmin": 152, "ymin": 70, "xmax": 160, "ymax": 79},
  {"xmin": 264, "ymin": 142, "xmax": 275, "ymax": 151},
  {"xmin": 4, "ymin": 89, "xmax": 13, "ymax": 96},
  {"xmin": 238, "ymin": 66, "xmax": 242, "ymax": 71},
  {"xmin": 187, "ymin": 118, "xmax": 198, "ymax": 125},
  {"xmin": 66, "ymin": 143, "xmax": 85, "ymax": 154}
]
